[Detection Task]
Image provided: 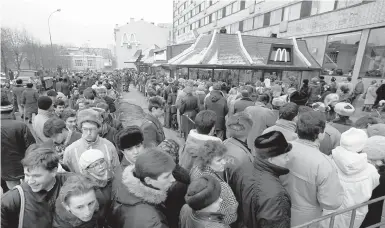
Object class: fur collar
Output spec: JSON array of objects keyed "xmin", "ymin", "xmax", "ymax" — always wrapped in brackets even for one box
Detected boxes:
[{"xmin": 122, "ymin": 165, "xmax": 167, "ymax": 205}]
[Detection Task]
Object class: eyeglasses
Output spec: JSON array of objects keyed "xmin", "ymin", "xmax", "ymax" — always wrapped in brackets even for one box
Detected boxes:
[
  {"xmin": 82, "ymin": 127, "xmax": 98, "ymax": 133},
  {"xmin": 87, "ymin": 159, "xmax": 106, "ymax": 170}
]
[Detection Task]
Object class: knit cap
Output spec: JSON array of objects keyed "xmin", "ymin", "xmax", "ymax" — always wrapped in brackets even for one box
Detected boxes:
[
  {"xmin": 340, "ymin": 128, "xmax": 368, "ymax": 153},
  {"xmin": 78, "ymin": 149, "xmax": 105, "ymax": 173},
  {"xmin": 363, "ymin": 136, "xmax": 385, "ymax": 161},
  {"xmin": 185, "ymin": 175, "xmax": 221, "ymax": 211}
]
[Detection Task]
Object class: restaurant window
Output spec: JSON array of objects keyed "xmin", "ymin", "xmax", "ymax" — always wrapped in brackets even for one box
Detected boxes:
[
  {"xmin": 240, "ymin": 0, "xmax": 246, "ymax": 10},
  {"xmin": 226, "ymin": 4, "xmax": 233, "ymax": 16},
  {"xmin": 239, "ymin": 21, "xmax": 244, "ymax": 32},
  {"xmin": 88, "ymin": 60, "xmax": 93, "ymax": 67},
  {"xmin": 190, "ymin": 24, "xmax": 193, "ymax": 30},
  {"xmin": 75, "ymin": 60, "xmax": 83, "ymax": 66},
  {"xmin": 211, "ymin": 12, "xmax": 217, "ymax": 21},
  {"xmin": 300, "ymin": 1, "xmax": 312, "ymax": 18},
  {"xmin": 311, "ymin": 0, "xmax": 336, "ymax": 15},
  {"xmin": 268, "ymin": 45, "xmax": 293, "ymax": 65},
  {"xmin": 209, "ymin": 14, "xmax": 212, "ymax": 23},
  {"xmin": 270, "ymin": 8, "xmax": 282, "ymax": 25},
  {"xmin": 200, "ymin": 18, "xmax": 205, "ymax": 26},
  {"xmin": 360, "ymin": 27, "xmax": 385, "ymax": 78},
  {"xmin": 263, "ymin": 12, "xmax": 270, "ymax": 27},
  {"xmin": 243, "ymin": 18, "xmax": 253, "ymax": 31},
  {"xmin": 322, "ymin": 31, "xmax": 361, "ymax": 77},
  {"xmin": 253, "ymin": 14, "xmax": 264, "ymax": 29},
  {"xmin": 283, "ymin": 3, "xmax": 301, "ymax": 21}
]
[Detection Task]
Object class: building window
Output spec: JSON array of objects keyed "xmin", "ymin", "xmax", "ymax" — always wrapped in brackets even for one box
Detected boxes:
[
  {"xmin": 322, "ymin": 31, "xmax": 362, "ymax": 77},
  {"xmin": 270, "ymin": 8, "xmax": 282, "ymax": 25},
  {"xmin": 239, "ymin": 21, "xmax": 244, "ymax": 32},
  {"xmin": 88, "ymin": 60, "xmax": 93, "ymax": 67},
  {"xmin": 300, "ymin": 0, "xmax": 312, "ymax": 18},
  {"xmin": 268, "ymin": 45, "xmax": 293, "ymax": 65},
  {"xmin": 360, "ymin": 27, "xmax": 385, "ymax": 78},
  {"xmin": 200, "ymin": 18, "xmax": 205, "ymax": 27},
  {"xmin": 230, "ymin": 22, "xmax": 239, "ymax": 34},
  {"xmin": 75, "ymin": 60, "xmax": 83, "ymax": 66},
  {"xmin": 263, "ymin": 12, "xmax": 270, "ymax": 27},
  {"xmin": 190, "ymin": 24, "xmax": 193, "ymax": 30},
  {"xmin": 232, "ymin": 1, "xmax": 240, "ymax": 13},
  {"xmin": 204, "ymin": 16, "xmax": 209, "ymax": 25},
  {"xmin": 245, "ymin": 0, "xmax": 254, "ymax": 8},
  {"xmin": 225, "ymin": 4, "xmax": 233, "ymax": 16},
  {"xmin": 243, "ymin": 18, "xmax": 253, "ymax": 31},
  {"xmin": 218, "ymin": 9, "xmax": 223, "ymax": 19},
  {"xmin": 283, "ymin": 3, "xmax": 301, "ymax": 21},
  {"xmin": 253, "ymin": 14, "xmax": 264, "ymax": 29},
  {"xmin": 311, "ymin": 0, "xmax": 336, "ymax": 15},
  {"xmin": 240, "ymin": 0, "xmax": 246, "ymax": 10}
]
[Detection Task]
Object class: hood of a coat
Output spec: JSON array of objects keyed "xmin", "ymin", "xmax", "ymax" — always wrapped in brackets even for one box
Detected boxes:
[
  {"xmin": 332, "ymin": 146, "xmax": 368, "ymax": 175},
  {"xmin": 210, "ymin": 90, "xmax": 223, "ymax": 102},
  {"xmin": 118, "ymin": 165, "xmax": 168, "ymax": 205}
]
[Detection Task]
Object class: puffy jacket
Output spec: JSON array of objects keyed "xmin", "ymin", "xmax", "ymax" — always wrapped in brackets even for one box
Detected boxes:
[
  {"xmin": 320, "ymin": 147, "xmax": 379, "ymax": 228},
  {"xmin": 110, "ymin": 165, "xmax": 169, "ymax": 228},
  {"xmin": 180, "ymin": 205, "xmax": 230, "ymax": 228},
  {"xmin": 204, "ymin": 90, "xmax": 228, "ymax": 130}
]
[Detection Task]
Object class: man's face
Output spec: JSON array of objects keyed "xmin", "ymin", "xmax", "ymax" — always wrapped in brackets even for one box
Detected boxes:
[
  {"xmin": 66, "ymin": 117, "xmax": 77, "ymax": 131},
  {"xmin": 55, "ymin": 105, "xmax": 65, "ymax": 115},
  {"xmin": 24, "ymin": 166, "xmax": 57, "ymax": 192},
  {"xmin": 78, "ymin": 103, "xmax": 86, "ymax": 110},
  {"xmin": 152, "ymin": 107, "xmax": 164, "ymax": 118},
  {"xmin": 98, "ymin": 91, "xmax": 107, "ymax": 98},
  {"xmin": 64, "ymin": 190, "xmax": 97, "ymax": 222},
  {"xmin": 73, "ymin": 90, "xmax": 79, "ymax": 96},
  {"xmin": 122, "ymin": 144, "xmax": 144, "ymax": 164},
  {"xmin": 81, "ymin": 122, "xmax": 99, "ymax": 142},
  {"xmin": 146, "ymin": 170, "xmax": 175, "ymax": 191}
]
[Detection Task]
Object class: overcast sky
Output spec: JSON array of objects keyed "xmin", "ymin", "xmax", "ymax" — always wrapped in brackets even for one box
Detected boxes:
[{"xmin": 1, "ymin": 0, "xmax": 173, "ymax": 48}]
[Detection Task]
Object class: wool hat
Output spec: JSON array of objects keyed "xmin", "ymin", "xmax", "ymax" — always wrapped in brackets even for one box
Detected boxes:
[
  {"xmin": 363, "ymin": 136, "xmax": 385, "ymax": 161},
  {"xmin": 367, "ymin": 124, "xmax": 385, "ymax": 137},
  {"xmin": 289, "ymin": 91, "xmax": 308, "ymax": 106},
  {"xmin": 0, "ymin": 100, "xmax": 13, "ymax": 113},
  {"xmin": 272, "ymin": 96, "xmax": 287, "ymax": 107},
  {"xmin": 38, "ymin": 96, "xmax": 53, "ymax": 110},
  {"xmin": 226, "ymin": 112, "xmax": 253, "ymax": 138},
  {"xmin": 77, "ymin": 108, "xmax": 102, "ymax": 129},
  {"xmin": 340, "ymin": 128, "xmax": 368, "ymax": 153},
  {"xmin": 334, "ymin": 102, "xmax": 355, "ymax": 117},
  {"xmin": 185, "ymin": 175, "xmax": 221, "ymax": 211},
  {"xmin": 115, "ymin": 126, "xmax": 144, "ymax": 150},
  {"xmin": 254, "ymin": 131, "xmax": 292, "ymax": 159},
  {"xmin": 79, "ymin": 149, "xmax": 105, "ymax": 172}
]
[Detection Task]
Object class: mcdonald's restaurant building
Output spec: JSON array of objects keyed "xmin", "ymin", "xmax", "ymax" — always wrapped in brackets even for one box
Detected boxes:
[{"xmin": 172, "ymin": 0, "xmax": 385, "ymax": 87}]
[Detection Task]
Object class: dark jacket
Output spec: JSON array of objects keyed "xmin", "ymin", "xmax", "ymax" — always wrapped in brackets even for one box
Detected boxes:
[
  {"xmin": 1, "ymin": 115, "xmax": 35, "ymax": 181},
  {"xmin": 205, "ymin": 90, "xmax": 228, "ymax": 130},
  {"xmin": 180, "ymin": 94, "xmax": 199, "ymax": 121},
  {"xmin": 180, "ymin": 205, "xmax": 230, "ymax": 228},
  {"xmin": 141, "ymin": 113, "xmax": 165, "ymax": 148},
  {"xmin": 361, "ymin": 166, "xmax": 385, "ymax": 228},
  {"xmin": 226, "ymin": 158, "xmax": 291, "ymax": 228},
  {"xmin": 1, "ymin": 173, "xmax": 72, "ymax": 228},
  {"xmin": 307, "ymin": 83, "xmax": 321, "ymax": 104},
  {"xmin": 12, "ymin": 85, "xmax": 25, "ymax": 106},
  {"xmin": 331, "ymin": 118, "xmax": 353, "ymax": 133},
  {"xmin": 233, "ymin": 98, "xmax": 254, "ymax": 114},
  {"xmin": 103, "ymin": 96, "xmax": 116, "ymax": 113},
  {"xmin": 100, "ymin": 124, "xmax": 117, "ymax": 146},
  {"xmin": 56, "ymin": 81, "xmax": 63, "ymax": 92},
  {"xmin": 110, "ymin": 165, "xmax": 169, "ymax": 228},
  {"xmin": 20, "ymin": 88, "xmax": 39, "ymax": 114},
  {"xmin": 61, "ymin": 82, "xmax": 70, "ymax": 96},
  {"xmin": 106, "ymin": 114, "xmax": 123, "ymax": 131}
]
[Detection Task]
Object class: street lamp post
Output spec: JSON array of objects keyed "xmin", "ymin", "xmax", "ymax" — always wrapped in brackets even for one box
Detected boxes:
[{"xmin": 48, "ymin": 9, "xmax": 61, "ymax": 70}]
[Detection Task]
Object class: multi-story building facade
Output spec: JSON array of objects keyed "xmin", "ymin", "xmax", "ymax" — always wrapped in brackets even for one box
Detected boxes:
[
  {"xmin": 114, "ymin": 18, "xmax": 172, "ymax": 69},
  {"xmin": 59, "ymin": 47, "xmax": 112, "ymax": 71},
  {"xmin": 172, "ymin": 0, "xmax": 385, "ymax": 85}
]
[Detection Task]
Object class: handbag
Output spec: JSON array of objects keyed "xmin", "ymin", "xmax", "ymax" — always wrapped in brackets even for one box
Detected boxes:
[{"xmin": 14, "ymin": 185, "xmax": 25, "ymax": 228}]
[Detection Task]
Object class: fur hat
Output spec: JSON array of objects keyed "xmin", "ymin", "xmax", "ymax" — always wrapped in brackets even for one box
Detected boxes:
[
  {"xmin": 324, "ymin": 93, "xmax": 339, "ymax": 107},
  {"xmin": 340, "ymin": 128, "xmax": 368, "ymax": 153},
  {"xmin": 46, "ymin": 90, "xmax": 58, "ymax": 97},
  {"xmin": 77, "ymin": 108, "xmax": 102, "ymax": 128},
  {"xmin": 185, "ymin": 175, "xmax": 221, "ymax": 211},
  {"xmin": 212, "ymin": 83, "xmax": 221, "ymax": 91},
  {"xmin": 363, "ymin": 136, "xmax": 385, "ymax": 161},
  {"xmin": 115, "ymin": 126, "xmax": 144, "ymax": 150},
  {"xmin": 226, "ymin": 112, "xmax": 253, "ymax": 138},
  {"xmin": 289, "ymin": 91, "xmax": 308, "ymax": 106},
  {"xmin": 254, "ymin": 131, "xmax": 292, "ymax": 159},
  {"xmin": 367, "ymin": 124, "xmax": 385, "ymax": 137},
  {"xmin": 38, "ymin": 96, "xmax": 53, "ymax": 110},
  {"xmin": 334, "ymin": 102, "xmax": 355, "ymax": 117},
  {"xmin": 78, "ymin": 149, "xmax": 105, "ymax": 172}
]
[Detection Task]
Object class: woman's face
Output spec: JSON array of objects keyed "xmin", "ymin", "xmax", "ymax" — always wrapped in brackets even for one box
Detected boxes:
[
  {"xmin": 209, "ymin": 156, "xmax": 226, "ymax": 172},
  {"xmin": 87, "ymin": 158, "xmax": 107, "ymax": 178},
  {"xmin": 122, "ymin": 144, "xmax": 144, "ymax": 164}
]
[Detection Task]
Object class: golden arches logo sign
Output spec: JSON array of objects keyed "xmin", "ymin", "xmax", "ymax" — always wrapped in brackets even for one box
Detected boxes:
[{"xmin": 274, "ymin": 48, "xmax": 288, "ymax": 62}]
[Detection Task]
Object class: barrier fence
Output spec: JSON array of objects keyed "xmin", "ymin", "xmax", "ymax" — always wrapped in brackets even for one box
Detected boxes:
[{"xmin": 293, "ymin": 196, "xmax": 385, "ymax": 228}]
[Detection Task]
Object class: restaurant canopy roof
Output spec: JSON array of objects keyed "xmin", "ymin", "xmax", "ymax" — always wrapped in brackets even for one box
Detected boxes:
[{"xmin": 168, "ymin": 30, "xmax": 321, "ymax": 71}]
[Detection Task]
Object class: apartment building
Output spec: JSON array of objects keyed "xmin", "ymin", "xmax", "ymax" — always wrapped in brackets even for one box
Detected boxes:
[{"xmin": 172, "ymin": 0, "xmax": 385, "ymax": 85}]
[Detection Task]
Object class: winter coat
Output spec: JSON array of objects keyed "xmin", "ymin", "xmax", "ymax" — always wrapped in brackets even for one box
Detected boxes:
[
  {"xmin": 190, "ymin": 166, "xmax": 238, "ymax": 225},
  {"xmin": 364, "ymin": 85, "xmax": 377, "ymax": 105},
  {"xmin": 20, "ymin": 88, "xmax": 39, "ymax": 114},
  {"xmin": 262, "ymin": 119, "xmax": 298, "ymax": 142},
  {"xmin": 353, "ymin": 81, "xmax": 365, "ymax": 96},
  {"xmin": 307, "ymin": 83, "xmax": 321, "ymax": 104},
  {"xmin": 103, "ymin": 96, "xmax": 116, "ymax": 113},
  {"xmin": 233, "ymin": 98, "xmax": 254, "ymax": 114},
  {"xmin": 1, "ymin": 173, "xmax": 72, "ymax": 228},
  {"xmin": 271, "ymin": 84, "xmax": 282, "ymax": 98},
  {"xmin": 244, "ymin": 103, "xmax": 278, "ymax": 151},
  {"xmin": 99, "ymin": 124, "xmax": 117, "ymax": 146},
  {"xmin": 226, "ymin": 157, "xmax": 291, "ymax": 228},
  {"xmin": 320, "ymin": 147, "xmax": 379, "ymax": 228},
  {"xmin": 361, "ymin": 166, "xmax": 385, "ymax": 228},
  {"xmin": 106, "ymin": 114, "xmax": 123, "ymax": 131},
  {"xmin": 330, "ymin": 82, "xmax": 338, "ymax": 93},
  {"xmin": 180, "ymin": 204, "xmax": 230, "ymax": 228},
  {"xmin": 375, "ymin": 84, "xmax": 385, "ymax": 104},
  {"xmin": 32, "ymin": 109, "xmax": 54, "ymax": 143},
  {"xmin": 110, "ymin": 165, "xmax": 169, "ymax": 228},
  {"xmin": 319, "ymin": 124, "xmax": 341, "ymax": 156},
  {"xmin": 194, "ymin": 90, "xmax": 206, "ymax": 111},
  {"xmin": 12, "ymin": 85, "xmax": 25, "ymax": 106},
  {"xmin": 223, "ymin": 137, "xmax": 254, "ymax": 168},
  {"xmin": 204, "ymin": 90, "xmax": 228, "ymax": 130},
  {"xmin": 179, "ymin": 129, "xmax": 222, "ymax": 171},
  {"xmin": 176, "ymin": 90, "xmax": 187, "ymax": 110},
  {"xmin": 281, "ymin": 139, "xmax": 344, "ymax": 227},
  {"xmin": 63, "ymin": 136, "xmax": 120, "ymax": 174},
  {"xmin": 1, "ymin": 116, "xmax": 35, "ymax": 181},
  {"xmin": 331, "ymin": 119, "xmax": 353, "ymax": 134},
  {"xmin": 56, "ymin": 81, "xmax": 63, "ymax": 92},
  {"xmin": 61, "ymin": 82, "xmax": 70, "ymax": 96},
  {"xmin": 141, "ymin": 113, "xmax": 165, "ymax": 148},
  {"xmin": 180, "ymin": 94, "xmax": 199, "ymax": 120}
]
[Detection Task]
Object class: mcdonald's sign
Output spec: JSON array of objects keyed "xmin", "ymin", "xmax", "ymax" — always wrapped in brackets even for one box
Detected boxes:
[
  {"xmin": 268, "ymin": 45, "xmax": 293, "ymax": 65},
  {"xmin": 274, "ymin": 48, "xmax": 288, "ymax": 62}
]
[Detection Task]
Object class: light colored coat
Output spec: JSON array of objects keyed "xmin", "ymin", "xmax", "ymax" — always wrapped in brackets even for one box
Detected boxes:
[
  {"xmin": 320, "ymin": 147, "xmax": 380, "ymax": 228},
  {"xmin": 32, "ymin": 109, "xmax": 53, "ymax": 143},
  {"xmin": 364, "ymin": 85, "xmax": 378, "ymax": 105},
  {"xmin": 281, "ymin": 139, "xmax": 344, "ymax": 227},
  {"xmin": 223, "ymin": 137, "xmax": 254, "ymax": 167},
  {"xmin": 262, "ymin": 119, "xmax": 298, "ymax": 142}
]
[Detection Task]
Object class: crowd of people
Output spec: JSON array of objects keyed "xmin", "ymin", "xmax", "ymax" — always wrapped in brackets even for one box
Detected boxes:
[{"xmin": 1, "ymin": 69, "xmax": 385, "ymax": 228}]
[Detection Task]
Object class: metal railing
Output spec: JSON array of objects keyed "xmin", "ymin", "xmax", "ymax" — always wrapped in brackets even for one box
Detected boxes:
[{"xmin": 293, "ymin": 196, "xmax": 385, "ymax": 228}]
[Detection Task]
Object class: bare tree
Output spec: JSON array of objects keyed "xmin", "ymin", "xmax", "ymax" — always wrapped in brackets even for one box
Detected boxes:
[{"xmin": 1, "ymin": 27, "xmax": 29, "ymax": 71}]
